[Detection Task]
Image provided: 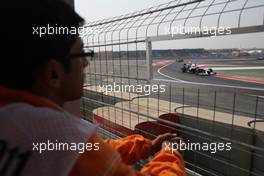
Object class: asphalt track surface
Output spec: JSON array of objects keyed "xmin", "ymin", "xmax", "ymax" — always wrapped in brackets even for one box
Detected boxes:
[
  {"xmin": 152, "ymin": 58, "xmax": 264, "ymax": 118},
  {"xmin": 154, "ymin": 58, "xmax": 264, "ymax": 89},
  {"xmin": 85, "ymin": 58, "xmax": 264, "ymax": 118}
]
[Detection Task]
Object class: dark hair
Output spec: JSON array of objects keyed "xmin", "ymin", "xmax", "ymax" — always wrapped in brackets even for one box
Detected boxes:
[{"xmin": 0, "ymin": 0, "xmax": 85, "ymax": 89}]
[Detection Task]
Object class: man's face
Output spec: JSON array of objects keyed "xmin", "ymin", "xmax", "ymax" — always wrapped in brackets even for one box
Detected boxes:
[{"xmin": 61, "ymin": 37, "xmax": 88, "ymax": 101}]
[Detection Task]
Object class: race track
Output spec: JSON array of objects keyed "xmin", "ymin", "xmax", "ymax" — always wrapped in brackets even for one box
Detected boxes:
[{"xmin": 154, "ymin": 58, "xmax": 264, "ymax": 89}]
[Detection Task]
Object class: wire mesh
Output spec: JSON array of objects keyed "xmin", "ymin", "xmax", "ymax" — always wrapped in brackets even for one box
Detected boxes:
[{"xmin": 80, "ymin": 0, "xmax": 264, "ymax": 175}]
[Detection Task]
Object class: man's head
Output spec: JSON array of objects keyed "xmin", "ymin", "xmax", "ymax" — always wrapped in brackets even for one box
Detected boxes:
[{"xmin": 0, "ymin": 0, "xmax": 88, "ymax": 105}]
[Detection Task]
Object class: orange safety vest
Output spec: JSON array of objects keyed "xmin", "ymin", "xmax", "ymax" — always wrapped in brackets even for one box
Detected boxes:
[{"xmin": 0, "ymin": 86, "xmax": 185, "ymax": 176}]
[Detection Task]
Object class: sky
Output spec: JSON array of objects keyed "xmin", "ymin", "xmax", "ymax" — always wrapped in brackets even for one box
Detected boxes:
[
  {"xmin": 75, "ymin": 0, "xmax": 165, "ymax": 22},
  {"xmin": 75, "ymin": 0, "xmax": 264, "ymax": 49}
]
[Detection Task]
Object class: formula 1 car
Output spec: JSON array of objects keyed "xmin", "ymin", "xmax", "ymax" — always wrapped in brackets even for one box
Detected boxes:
[
  {"xmin": 181, "ymin": 63, "xmax": 197, "ymax": 74},
  {"xmin": 195, "ymin": 67, "xmax": 216, "ymax": 76},
  {"xmin": 181, "ymin": 63, "xmax": 216, "ymax": 76}
]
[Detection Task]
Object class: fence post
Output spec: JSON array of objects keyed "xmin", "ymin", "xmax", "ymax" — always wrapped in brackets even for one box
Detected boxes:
[{"xmin": 146, "ymin": 39, "xmax": 153, "ymax": 81}]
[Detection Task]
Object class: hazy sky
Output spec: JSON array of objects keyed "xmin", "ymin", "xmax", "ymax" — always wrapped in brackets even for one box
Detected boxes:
[
  {"xmin": 75, "ymin": 0, "xmax": 165, "ymax": 22},
  {"xmin": 75, "ymin": 0, "xmax": 264, "ymax": 49}
]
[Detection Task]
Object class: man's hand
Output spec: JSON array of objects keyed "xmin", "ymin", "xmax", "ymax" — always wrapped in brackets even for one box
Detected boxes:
[{"xmin": 150, "ymin": 133, "xmax": 177, "ymax": 155}]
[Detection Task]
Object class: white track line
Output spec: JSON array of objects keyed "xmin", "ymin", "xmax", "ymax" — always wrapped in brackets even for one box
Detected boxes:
[{"xmin": 156, "ymin": 61, "xmax": 187, "ymax": 82}]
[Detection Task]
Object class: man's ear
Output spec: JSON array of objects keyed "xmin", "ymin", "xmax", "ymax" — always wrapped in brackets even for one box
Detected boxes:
[{"xmin": 43, "ymin": 59, "xmax": 66, "ymax": 88}]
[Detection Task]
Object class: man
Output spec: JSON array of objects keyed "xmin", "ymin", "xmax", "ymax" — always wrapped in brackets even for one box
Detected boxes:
[{"xmin": 0, "ymin": 0, "xmax": 185, "ymax": 175}]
